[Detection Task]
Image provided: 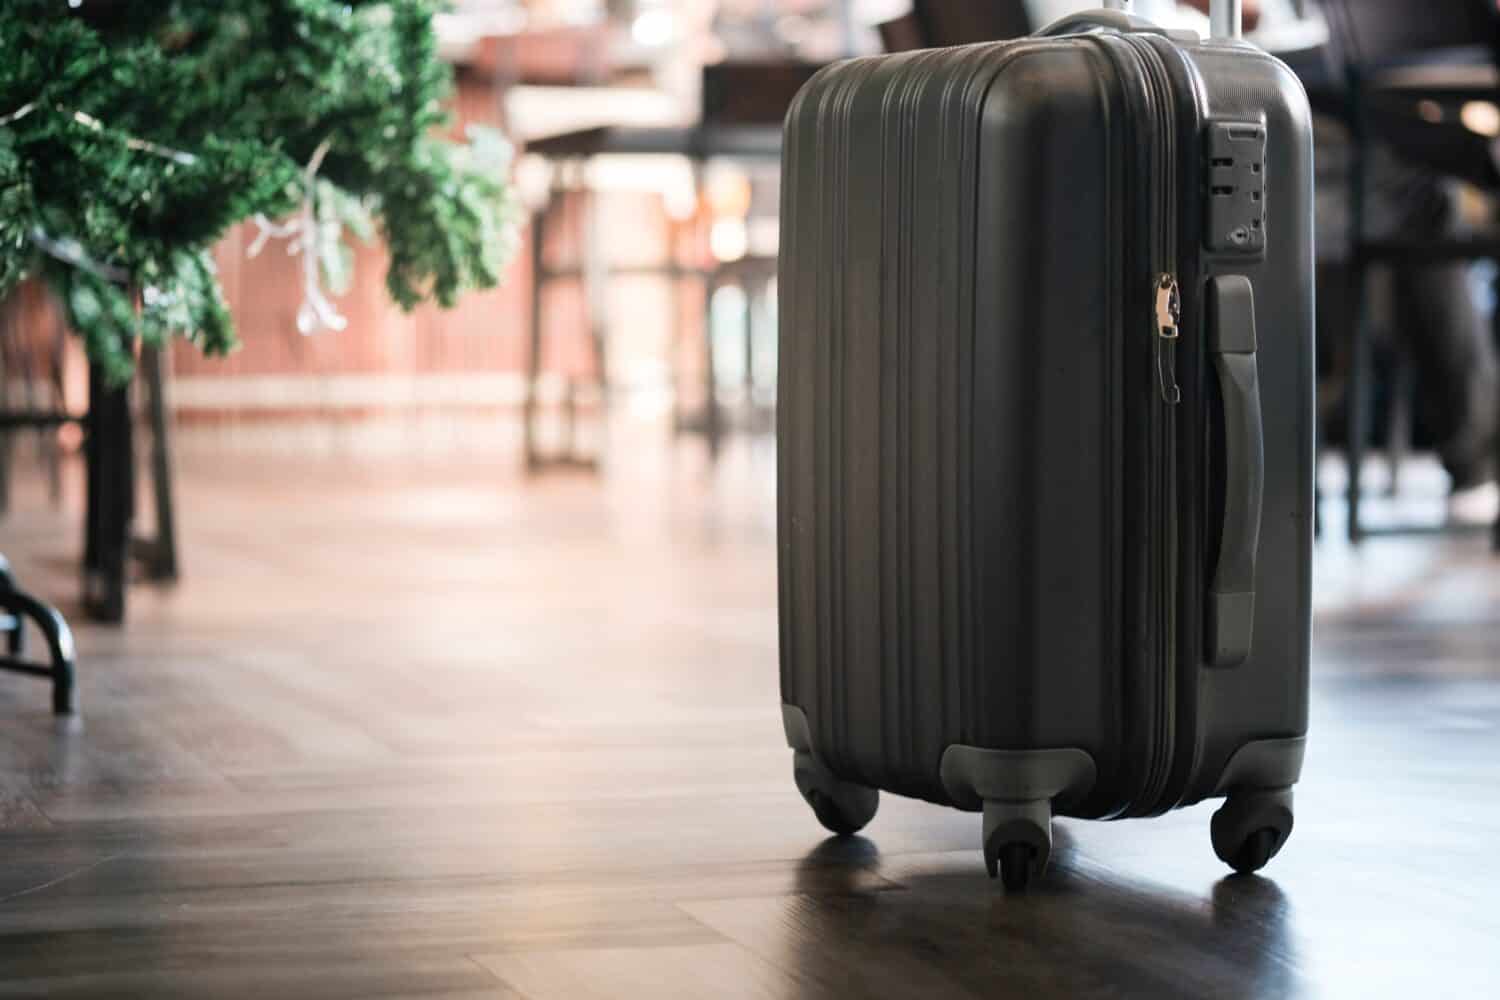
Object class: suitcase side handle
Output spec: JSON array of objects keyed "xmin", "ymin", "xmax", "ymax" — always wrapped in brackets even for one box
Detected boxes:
[{"xmin": 1206, "ymin": 276, "xmax": 1264, "ymax": 668}]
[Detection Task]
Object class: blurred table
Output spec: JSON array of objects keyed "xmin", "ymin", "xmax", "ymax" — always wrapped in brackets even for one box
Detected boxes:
[{"xmin": 522, "ymin": 123, "xmax": 784, "ymax": 470}]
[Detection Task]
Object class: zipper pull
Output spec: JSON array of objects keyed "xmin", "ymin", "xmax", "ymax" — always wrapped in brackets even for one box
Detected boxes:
[{"xmin": 1154, "ymin": 273, "xmax": 1182, "ymax": 405}]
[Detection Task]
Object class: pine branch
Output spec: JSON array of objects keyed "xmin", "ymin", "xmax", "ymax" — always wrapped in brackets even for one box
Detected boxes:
[{"xmin": 0, "ymin": 0, "xmax": 519, "ymax": 380}]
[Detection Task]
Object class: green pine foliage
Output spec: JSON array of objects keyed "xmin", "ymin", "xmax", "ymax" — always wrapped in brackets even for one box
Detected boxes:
[{"xmin": 0, "ymin": 0, "xmax": 519, "ymax": 380}]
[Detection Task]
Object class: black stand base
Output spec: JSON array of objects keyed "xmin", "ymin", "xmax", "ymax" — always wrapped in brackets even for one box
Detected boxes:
[{"xmin": 0, "ymin": 555, "xmax": 78, "ymax": 715}]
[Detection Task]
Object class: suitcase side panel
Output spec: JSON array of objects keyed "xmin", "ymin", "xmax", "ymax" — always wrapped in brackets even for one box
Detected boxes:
[
  {"xmin": 1180, "ymin": 46, "xmax": 1315, "ymax": 805},
  {"xmin": 779, "ymin": 44, "xmax": 1137, "ymax": 806},
  {"xmin": 970, "ymin": 48, "xmax": 1132, "ymax": 782},
  {"xmin": 781, "ymin": 47, "xmax": 993, "ymax": 802}
]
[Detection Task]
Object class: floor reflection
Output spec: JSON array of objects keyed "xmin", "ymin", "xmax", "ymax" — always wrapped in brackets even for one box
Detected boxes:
[{"xmin": 756, "ymin": 832, "xmax": 1298, "ymax": 999}]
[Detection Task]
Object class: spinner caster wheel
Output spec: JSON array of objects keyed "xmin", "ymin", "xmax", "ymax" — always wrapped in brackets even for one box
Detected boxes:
[
  {"xmin": 792, "ymin": 751, "xmax": 878, "ymax": 836},
  {"xmin": 996, "ymin": 842, "xmax": 1037, "ymax": 891},
  {"xmin": 983, "ymin": 799, "xmax": 1052, "ymax": 891},
  {"xmin": 1211, "ymin": 787, "xmax": 1294, "ymax": 875}
]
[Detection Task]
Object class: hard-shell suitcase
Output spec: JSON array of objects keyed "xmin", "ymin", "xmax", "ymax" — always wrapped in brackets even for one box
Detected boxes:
[{"xmin": 777, "ymin": 0, "xmax": 1314, "ymax": 888}]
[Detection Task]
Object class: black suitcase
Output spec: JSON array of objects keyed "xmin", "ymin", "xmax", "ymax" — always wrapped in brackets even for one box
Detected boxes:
[{"xmin": 777, "ymin": 0, "xmax": 1314, "ymax": 888}]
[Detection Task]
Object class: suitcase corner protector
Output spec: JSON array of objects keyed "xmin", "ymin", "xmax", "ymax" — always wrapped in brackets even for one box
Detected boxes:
[
  {"xmin": 1212, "ymin": 735, "xmax": 1307, "ymax": 796},
  {"xmin": 938, "ymin": 745, "xmax": 1097, "ymax": 813},
  {"xmin": 782, "ymin": 703, "xmax": 814, "ymax": 753}
]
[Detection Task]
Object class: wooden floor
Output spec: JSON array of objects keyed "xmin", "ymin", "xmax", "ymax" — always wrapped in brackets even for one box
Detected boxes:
[{"xmin": 0, "ymin": 433, "xmax": 1497, "ymax": 998}]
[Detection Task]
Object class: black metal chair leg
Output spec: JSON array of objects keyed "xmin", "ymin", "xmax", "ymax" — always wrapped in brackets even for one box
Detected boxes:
[
  {"xmin": 1346, "ymin": 254, "xmax": 1370, "ymax": 544},
  {"xmin": 1345, "ymin": 67, "xmax": 1370, "ymax": 545},
  {"xmin": 1493, "ymin": 429, "xmax": 1500, "ymax": 553},
  {"xmin": 0, "ymin": 557, "xmax": 79, "ymax": 715},
  {"xmin": 8, "ymin": 589, "xmax": 77, "ymax": 715}
]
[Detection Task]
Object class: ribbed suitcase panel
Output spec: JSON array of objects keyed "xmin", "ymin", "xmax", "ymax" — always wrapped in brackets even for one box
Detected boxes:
[{"xmin": 780, "ymin": 46, "xmax": 1019, "ymax": 801}]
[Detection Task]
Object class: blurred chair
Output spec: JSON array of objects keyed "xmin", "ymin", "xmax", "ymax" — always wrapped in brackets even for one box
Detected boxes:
[
  {"xmin": 0, "ymin": 282, "xmax": 66, "ymax": 513},
  {"xmin": 474, "ymin": 21, "xmax": 614, "ymax": 89},
  {"xmin": 680, "ymin": 62, "xmax": 805, "ymax": 453},
  {"xmin": 1323, "ymin": 0, "xmax": 1500, "ymax": 548}
]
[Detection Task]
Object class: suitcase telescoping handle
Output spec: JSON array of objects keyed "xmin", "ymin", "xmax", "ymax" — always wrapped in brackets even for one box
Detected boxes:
[
  {"xmin": 1206, "ymin": 276, "xmax": 1264, "ymax": 668},
  {"xmin": 1038, "ymin": 0, "xmax": 1244, "ymax": 39},
  {"xmin": 1035, "ymin": 7, "xmax": 1164, "ymax": 36}
]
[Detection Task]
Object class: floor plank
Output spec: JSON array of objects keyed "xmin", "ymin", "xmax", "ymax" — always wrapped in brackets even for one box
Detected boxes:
[{"xmin": 474, "ymin": 942, "xmax": 801, "ymax": 1000}]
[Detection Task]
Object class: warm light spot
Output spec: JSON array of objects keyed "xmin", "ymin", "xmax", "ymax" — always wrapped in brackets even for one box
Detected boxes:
[
  {"xmin": 710, "ymin": 218, "xmax": 748, "ymax": 262},
  {"xmin": 631, "ymin": 9, "xmax": 675, "ymax": 47},
  {"xmin": 1460, "ymin": 101, "xmax": 1500, "ymax": 137},
  {"xmin": 663, "ymin": 179, "xmax": 697, "ymax": 221},
  {"xmin": 706, "ymin": 173, "xmax": 753, "ymax": 219}
]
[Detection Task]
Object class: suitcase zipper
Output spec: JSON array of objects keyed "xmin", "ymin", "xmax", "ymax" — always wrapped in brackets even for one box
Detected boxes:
[
  {"xmin": 1154, "ymin": 274, "xmax": 1182, "ymax": 405},
  {"xmin": 1126, "ymin": 35, "xmax": 1181, "ymax": 815}
]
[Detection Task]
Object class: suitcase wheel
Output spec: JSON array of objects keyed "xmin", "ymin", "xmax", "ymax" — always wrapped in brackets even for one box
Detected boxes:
[
  {"xmin": 1210, "ymin": 786, "xmax": 1295, "ymax": 875},
  {"xmin": 792, "ymin": 751, "xmax": 878, "ymax": 836},
  {"xmin": 995, "ymin": 843, "xmax": 1036, "ymax": 892},
  {"xmin": 982, "ymin": 799, "xmax": 1052, "ymax": 892}
]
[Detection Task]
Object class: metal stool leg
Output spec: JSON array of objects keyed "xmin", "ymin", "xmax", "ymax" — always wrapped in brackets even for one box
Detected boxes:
[
  {"xmin": 525, "ymin": 185, "xmax": 553, "ymax": 473},
  {"xmin": 743, "ymin": 276, "xmax": 755, "ymax": 425},
  {"xmin": 704, "ymin": 275, "xmax": 722, "ymax": 460},
  {"xmin": 0, "ymin": 555, "xmax": 78, "ymax": 715},
  {"xmin": 582, "ymin": 183, "xmax": 607, "ymax": 468},
  {"xmin": 1345, "ymin": 77, "xmax": 1370, "ymax": 544},
  {"xmin": 1346, "ymin": 253, "xmax": 1371, "ymax": 543},
  {"xmin": 669, "ymin": 217, "xmax": 689, "ymax": 439},
  {"xmin": 1385, "ymin": 350, "xmax": 1411, "ymax": 498}
]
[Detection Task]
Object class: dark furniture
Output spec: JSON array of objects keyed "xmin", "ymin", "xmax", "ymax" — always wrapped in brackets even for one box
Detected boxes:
[
  {"xmin": 878, "ymin": 0, "xmax": 1031, "ymax": 50},
  {"xmin": 0, "ymin": 300, "xmax": 179, "ymax": 628},
  {"xmin": 1323, "ymin": 0, "xmax": 1500, "ymax": 547}
]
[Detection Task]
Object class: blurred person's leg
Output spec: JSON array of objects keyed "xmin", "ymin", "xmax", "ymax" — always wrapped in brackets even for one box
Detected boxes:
[{"xmin": 1393, "ymin": 254, "xmax": 1499, "ymax": 489}]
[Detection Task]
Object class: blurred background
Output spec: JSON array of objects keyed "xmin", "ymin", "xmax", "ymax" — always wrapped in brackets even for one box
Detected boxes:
[
  {"xmin": 4, "ymin": 1, "xmax": 1497, "ymax": 568},
  {"xmin": 0, "ymin": 1, "xmax": 1497, "ymax": 996}
]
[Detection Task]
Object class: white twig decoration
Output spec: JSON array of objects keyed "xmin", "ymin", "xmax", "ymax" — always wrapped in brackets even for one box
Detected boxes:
[
  {"xmin": 28, "ymin": 227, "xmax": 130, "ymax": 283},
  {"xmin": 1, "ymin": 102, "xmax": 197, "ymax": 164},
  {"xmin": 247, "ymin": 137, "xmax": 346, "ymax": 335},
  {"xmin": 0, "ymin": 102, "xmax": 37, "ymax": 126}
]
